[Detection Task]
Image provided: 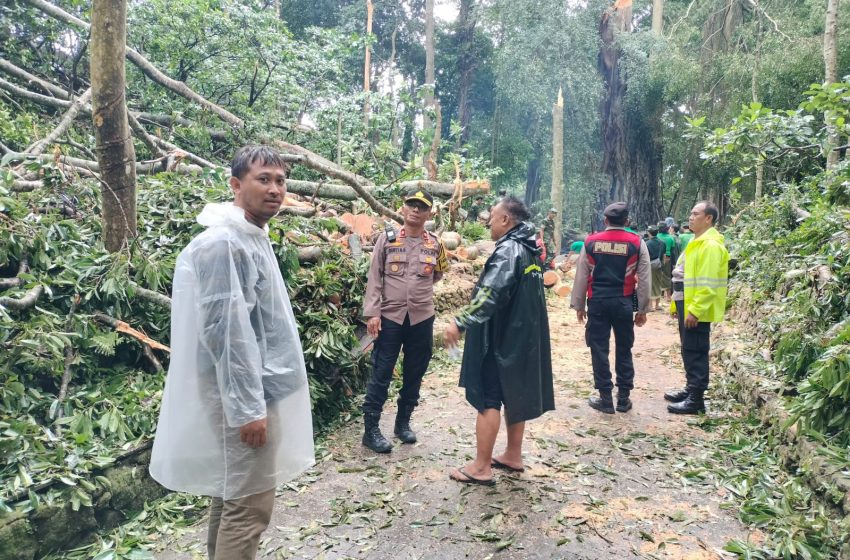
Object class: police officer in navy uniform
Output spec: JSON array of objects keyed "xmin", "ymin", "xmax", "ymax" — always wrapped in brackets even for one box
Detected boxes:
[
  {"xmin": 361, "ymin": 190, "xmax": 449, "ymax": 453},
  {"xmin": 570, "ymin": 202, "xmax": 651, "ymax": 414}
]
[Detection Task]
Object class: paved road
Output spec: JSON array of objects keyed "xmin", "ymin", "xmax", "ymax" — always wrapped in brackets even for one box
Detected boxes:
[{"xmin": 159, "ymin": 296, "xmax": 751, "ymax": 559}]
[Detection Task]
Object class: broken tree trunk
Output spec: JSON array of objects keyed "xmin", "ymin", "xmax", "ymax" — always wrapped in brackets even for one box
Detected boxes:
[
  {"xmin": 551, "ymin": 87, "xmax": 564, "ymax": 255},
  {"xmin": 91, "ymin": 0, "xmax": 137, "ymax": 253}
]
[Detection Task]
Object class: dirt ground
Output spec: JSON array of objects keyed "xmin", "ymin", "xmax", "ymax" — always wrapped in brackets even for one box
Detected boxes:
[{"xmin": 158, "ymin": 296, "xmax": 755, "ymax": 559}]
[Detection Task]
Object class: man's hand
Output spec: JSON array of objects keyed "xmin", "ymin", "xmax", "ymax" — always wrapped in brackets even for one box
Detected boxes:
[
  {"xmin": 685, "ymin": 312, "xmax": 699, "ymax": 329},
  {"xmin": 575, "ymin": 309, "xmax": 587, "ymax": 324},
  {"xmin": 367, "ymin": 317, "xmax": 382, "ymax": 339},
  {"xmin": 444, "ymin": 320, "xmax": 461, "ymax": 347},
  {"xmin": 634, "ymin": 312, "xmax": 647, "ymax": 327},
  {"xmin": 240, "ymin": 418, "xmax": 267, "ymax": 449}
]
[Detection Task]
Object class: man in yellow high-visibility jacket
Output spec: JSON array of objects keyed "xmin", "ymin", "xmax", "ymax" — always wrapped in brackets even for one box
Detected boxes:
[{"xmin": 666, "ymin": 201, "xmax": 729, "ymax": 414}]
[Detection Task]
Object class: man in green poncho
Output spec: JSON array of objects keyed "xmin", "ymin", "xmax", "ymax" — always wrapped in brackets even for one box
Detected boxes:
[{"xmin": 443, "ymin": 196, "xmax": 554, "ymax": 485}]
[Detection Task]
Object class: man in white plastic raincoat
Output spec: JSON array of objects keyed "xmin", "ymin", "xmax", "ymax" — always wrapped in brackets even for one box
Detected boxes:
[{"xmin": 149, "ymin": 146, "xmax": 314, "ymax": 559}]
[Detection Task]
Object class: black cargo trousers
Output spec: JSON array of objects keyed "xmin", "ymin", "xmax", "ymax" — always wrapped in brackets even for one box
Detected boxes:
[
  {"xmin": 362, "ymin": 314, "xmax": 434, "ymax": 415},
  {"xmin": 585, "ymin": 296, "xmax": 635, "ymax": 393},
  {"xmin": 674, "ymin": 300, "xmax": 711, "ymax": 391}
]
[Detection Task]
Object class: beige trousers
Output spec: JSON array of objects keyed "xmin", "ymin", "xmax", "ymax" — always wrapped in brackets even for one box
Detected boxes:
[{"xmin": 207, "ymin": 487, "xmax": 275, "ymax": 560}]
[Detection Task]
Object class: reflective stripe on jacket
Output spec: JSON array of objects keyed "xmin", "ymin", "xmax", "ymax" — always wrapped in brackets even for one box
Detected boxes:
[{"xmin": 681, "ymin": 227, "xmax": 729, "ymax": 322}]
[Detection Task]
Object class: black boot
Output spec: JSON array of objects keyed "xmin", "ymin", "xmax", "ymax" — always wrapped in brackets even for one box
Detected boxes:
[
  {"xmin": 362, "ymin": 413, "xmax": 392, "ymax": 453},
  {"xmin": 663, "ymin": 388, "xmax": 689, "ymax": 403},
  {"xmin": 667, "ymin": 390, "xmax": 706, "ymax": 414},
  {"xmin": 394, "ymin": 404, "xmax": 417, "ymax": 444},
  {"xmin": 588, "ymin": 391, "xmax": 615, "ymax": 414},
  {"xmin": 616, "ymin": 390, "xmax": 632, "ymax": 413}
]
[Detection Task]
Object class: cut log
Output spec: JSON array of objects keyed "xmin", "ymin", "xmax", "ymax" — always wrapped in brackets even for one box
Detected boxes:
[
  {"xmin": 297, "ymin": 246, "xmax": 322, "ymax": 263},
  {"xmin": 552, "ymin": 281, "xmax": 572, "ymax": 298},
  {"xmin": 340, "ymin": 213, "xmax": 378, "ymax": 237},
  {"xmin": 441, "ymin": 231, "xmax": 461, "ymax": 250},
  {"xmin": 543, "ymin": 270, "xmax": 560, "ymax": 287},
  {"xmin": 462, "ymin": 245, "xmax": 479, "ymax": 260}
]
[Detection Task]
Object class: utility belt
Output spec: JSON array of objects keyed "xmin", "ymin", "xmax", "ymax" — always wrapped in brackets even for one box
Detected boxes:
[{"xmin": 673, "ymin": 282, "xmax": 684, "ymax": 291}]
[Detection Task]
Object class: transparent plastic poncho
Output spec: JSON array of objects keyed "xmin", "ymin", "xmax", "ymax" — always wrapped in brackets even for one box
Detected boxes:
[{"xmin": 150, "ymin": 203, "xmax": 314, "ymax": 500}]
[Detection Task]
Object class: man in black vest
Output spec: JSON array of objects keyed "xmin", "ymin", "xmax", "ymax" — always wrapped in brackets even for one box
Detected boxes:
[{"xmin": 570, "ymin": 202, "xmax": 651, "ymax": 413}]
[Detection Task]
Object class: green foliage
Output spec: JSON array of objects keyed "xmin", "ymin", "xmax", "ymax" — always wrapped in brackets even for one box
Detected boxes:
[{"xmin": 459, "ymin": 221, "xmax": 488, "ymax": 243}]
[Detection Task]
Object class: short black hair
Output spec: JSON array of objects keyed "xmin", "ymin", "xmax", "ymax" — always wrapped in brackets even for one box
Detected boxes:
[
  {"xmin": 607, "ymin": 215, "xmax": 627, "ymax": 226},
  {"xmin": 498, "ymin": 195, "xmax": 531, "ymax": 223},
  {"xmin": 231, "ymin": 145, "xmax": 290, "ymax": 179},
  {"xmin": 697, "ymin": 201, "xmax": 719, "ymax": 225},
  {"xmin": 475, "ymin": 195, "xmax": 484, "ymax": 200}
]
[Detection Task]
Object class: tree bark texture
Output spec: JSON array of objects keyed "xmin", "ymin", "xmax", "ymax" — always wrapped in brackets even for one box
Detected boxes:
[
  {"xmin": 423, "ymin": 0, "xmax": 435, "ymax": 132},
  {"xmin": 824, "ymin": 0, "xmax": 840, "ymax": 170},
  {"xmin": 598, "ymin": 3, "xmax": 662, "ymax": 227},
  {"xmin": 91, "ymin": 0, "xmax": 137, "ymax": 253},
  {"xmin": 551, "ymin": 88, "xmax": 564, "ymax": 254},
  {"xmin": 652, "ymin": 0, "xmax": 664, "ymax": 35},
  {"xmin": 363, "ymin": 0, "xmax": 373, "ymax": 131},
  {"xmin": 455, "ymin": 0, "xmax": 477, "ymax": 147}
]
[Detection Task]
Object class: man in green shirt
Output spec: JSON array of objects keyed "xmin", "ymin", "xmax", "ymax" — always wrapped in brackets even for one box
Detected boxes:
[
  {"xmin": 678, "ymin": 224, "xmax": 694, "ymax": 253},
  {"xmin": 656, "ymin": 222, "xmax": 676, "ymax": 298}
]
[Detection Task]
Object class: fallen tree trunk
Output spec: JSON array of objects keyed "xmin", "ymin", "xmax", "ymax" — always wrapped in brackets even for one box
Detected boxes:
[
  {"xmin": 276, "ymin": 148, "xmax": 403, "ymax": 224},
  {"xmin": 284, "ymin": 179, "xmax": 489, "ymax": 201},
  {"xmin": 22, "ymin": 0, "xmax": 244, "ymax": 128}
]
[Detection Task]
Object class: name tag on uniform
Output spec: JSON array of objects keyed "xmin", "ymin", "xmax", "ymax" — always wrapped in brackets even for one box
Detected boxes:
[{"xmin": 593, "ymin": 241, "xmax": 628, "ymax": 255}]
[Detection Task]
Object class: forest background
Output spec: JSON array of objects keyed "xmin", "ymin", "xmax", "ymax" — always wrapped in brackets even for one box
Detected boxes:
[{"xmin": 1, "ymin": 0, "xmax": 850, "ymax": 558}]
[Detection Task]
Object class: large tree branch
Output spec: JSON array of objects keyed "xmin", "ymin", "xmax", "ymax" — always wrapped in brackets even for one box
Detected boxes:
[
  {"xmin": 0, "ymin": 259, "xmax": 28, "ymax": 290},
  {"xmin": 129, "ymin": 281, "xmax": 172, "ymax": 307},
  {"xmin": 0, "ymin": 285, "xmax": 44, "ymax": 311},
  {"xmin": 3, "ymin": 151, "xmax": 205, "ymax": 176},
  {"xmin": 0, "ymin": 58, "xmax": 70, "ymax": 98},
  {"xmin": 275, "ymin": 141, "xmax": 373, "ymax": 185},
  {"xmin": 127, "ymin": 111, "xmax": 166, "ymax": 158},
  {"xmin": 22, "ymin": 0, "xmax": 244, "ymax": 128},
  {"xmin": 27, "ymin": 88, "xmax": 93, "ymax": 156},
  {"xmin": 0, "ymin": 76, "xmax": 72, "ymax": 108}
]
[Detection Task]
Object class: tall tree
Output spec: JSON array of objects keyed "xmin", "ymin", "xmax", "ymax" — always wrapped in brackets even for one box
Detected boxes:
[
  {"xmin": 652, "ymin": 0, "xmax": 663, "ymax": 35},
  {"xmin": 423, "ymin": 0, "xmax": 435, "ymax": 132},
  {"xmin": 363, "ymin": 0, "xmax": 373, "ymax": 131},
  {"xmin": 551, "ymin": 87, "xmax": 564, "ymax": 254},
  {"xmin": 91, "ymin": 0, "xmax": 137, "ymax": 252},
  {"xmin": 824, "ymin": 0, "xmax": 840, "ymax": 170},
  {"xmin": 599, "ymin": 0, "xmax": 662, "ymax": 226},
  {"xmin": 455, "ymin": 0, "xmax": 477, "ymax": 146}
]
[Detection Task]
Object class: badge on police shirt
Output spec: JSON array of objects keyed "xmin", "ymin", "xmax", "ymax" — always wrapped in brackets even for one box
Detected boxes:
[
  {"xmin": 423, "ymin": 264, "xmax": 433, "ymax": 274},
  {"xmin": 391, "ymin": 264, "xmax": 399, "ymax": 272}
]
